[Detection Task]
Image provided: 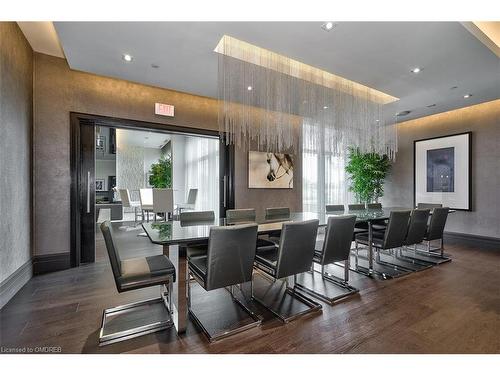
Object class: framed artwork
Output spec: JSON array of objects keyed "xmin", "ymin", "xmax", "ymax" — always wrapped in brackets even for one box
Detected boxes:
[
  {"xmin": 96, "ymin": 135, "xmax": 106, "ymax": 153},
  {"xmin": 248, "ymin": 151, "xmax": 294, "ymax": 189},
  {"xmin": 414, "ymin": 132, "xmax": 471, "ymax": 210},
  {"xmin": 95, "ymin": 179, "xmax": 106, "ymax": 191}
]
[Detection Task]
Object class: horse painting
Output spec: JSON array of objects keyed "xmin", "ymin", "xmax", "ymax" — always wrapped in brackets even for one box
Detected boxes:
[{"xmin": 248, "ymin": 151, "xmax": 294, "ymax": 189}]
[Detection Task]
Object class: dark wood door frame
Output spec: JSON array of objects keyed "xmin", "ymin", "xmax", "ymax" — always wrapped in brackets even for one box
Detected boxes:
[{"xmin": 70, "ymin": 112, "xmax": 235, "ymax": 268}]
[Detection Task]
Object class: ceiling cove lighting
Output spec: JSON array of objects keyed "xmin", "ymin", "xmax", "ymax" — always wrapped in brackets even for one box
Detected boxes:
[
  {"xmin": 122, "ymin": 54, "xmax": 133, "ymax": 62},
  {"xmin": 464, "ymin": 94, "xmax": 472, "ymax": 99},
  {"xmin": 215, "ymin": 35, "xmax": 399, "ymax": 159},
  {"xmin": 410, "ymin": 67, "xmax": 422, "ymax": 74}
]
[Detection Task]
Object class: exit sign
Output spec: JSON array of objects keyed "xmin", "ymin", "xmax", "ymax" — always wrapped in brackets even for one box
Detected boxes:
[{"xmin": 155, "ymin": 103, "xmax": 175, "ymax": 117}]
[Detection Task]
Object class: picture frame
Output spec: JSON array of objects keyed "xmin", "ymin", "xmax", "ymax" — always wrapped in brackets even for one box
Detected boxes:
[
  {"xmin": 248, "ymin": 151, "xmax": 294, "ymax": 189},
  {"xmin": 414, "ymin": 132, "xmax": 471, "ymax": 211},
  {"xmin": 95, "ymin": 179, "xmax": 106, "ymax": 191}
]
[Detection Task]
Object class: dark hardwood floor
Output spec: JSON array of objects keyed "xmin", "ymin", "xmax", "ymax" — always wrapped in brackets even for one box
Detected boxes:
[{"xmin": 1, "ymin": 223, "xmax": 499, "ymax": 354}]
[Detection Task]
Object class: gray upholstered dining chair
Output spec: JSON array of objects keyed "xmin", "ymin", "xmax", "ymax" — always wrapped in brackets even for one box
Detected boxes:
[
  {"xmin": 187, "ymin": 224, "xmax": 261, "ymax": 342},
  {"xmin": 226, "ymin": 208, "xmax": 256, "ymax": 224},
  {"xmin": 348, "ymin": 204, "xmax": 365, "ymax": 210},
  {"xmin": 226, "ymin": 208, "xmax": 276, "ymax": 253},
  {"xmin": 392, "ymin": 209, "xmax": 434, "ymax": 271},
  {"xmin": 417, "ymin": 203, "xmax": 443, "ymax": 209},
  {"xmin": 253, "ymin": 219, "xmax": 322, "ymax": 322},
  {"xmin": 265, "ymin": 207, "xmax": 290, "ymax": 220},
  {"xmin": 179, "ymin": 210, "xmax": 216, "ymax": 259},
  {"xmin": 296, "ymin": 215, "xmax": 358, "ymax": 304},
  {"xmin": 99, "ymin": 221, "xmax": 175, "ymax": 346},
  {"xmin": 326, "ymin": 204, "xmax": 345, "ymax": 213},
  {"xmin": 355, "ymin": 210, "xmax": 413, "ymax": 278},
  {"xmin": 422, "ymin": 207, "xmax": 450, "ymax": 257},
  {"xmin": 264, "ymin": 207, "xmax": 291, "ymax": 245}
]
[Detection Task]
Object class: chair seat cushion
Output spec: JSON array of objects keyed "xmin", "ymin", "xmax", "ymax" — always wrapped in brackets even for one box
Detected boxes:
[
  {"xmin": 185, "ymin": 243, "xmax": 208, "ymax": 258},
  {"xmin": 256, "ymin": 238, "xmax": 278, "ymax": 254},
  {"xmin": 188, "ymin": 255, "xmax": 208, "ymax": 282},
  {"xmin": 371, "ymin": 224, "xmax": 387, "ymax": 231},
  {"xmin": 355, "ymin": 232, "xmax": 384, "ymax": 247},
  {"xmin": 255, "ymin": 247, "xmax": 279, "ymax": 270},
  {"xmin": 118, "ymin": 255, "xmax": 176, "ymax": 292}
]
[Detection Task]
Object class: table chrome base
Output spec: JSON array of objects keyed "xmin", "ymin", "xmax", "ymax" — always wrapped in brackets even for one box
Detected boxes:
[
  {"xmin": 99, "ymin": 295, "xmax": 173, "ymax": 346},
  {"xmin": 252, "ymin": 273, "xmax": 322, "ymax": 323},
  {"xmin": 295, "ymin": 268, "xmax": 358, "ymax": 305},
  {"xmin": 188, "ymin": 282, "xmax": 262, "ymax": 343}
]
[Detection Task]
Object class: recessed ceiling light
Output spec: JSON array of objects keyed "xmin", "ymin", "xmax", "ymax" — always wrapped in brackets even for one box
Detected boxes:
[
  {"xmin": 375, "ymin": 119, "xmax": 380, "ymax": 122},
  {"xmin": 323, "ymin": 106, "xmax": 329, "ymax": 109},
  {"xmin": 122, "ymin": 54, "xmax": 133, "ymax": 62},
  {"xmin": 151, "ymin": 64, "xmax": 159, "ymax": 69},
  {"xmin": 427, "ymin": 104, "xmax": 436, "ymax": 108},
  {"xmin": 410, "ymin": 67, "xmax": 422, "ymax": 74},
  {"xmin": 247, "ymin": 86, "xmax": 253, "ymax": 91},
  {"xmin": 463, "ymin": 94, "xmax": 472, "ymax": 99},
  {"xmin": 450, "ymin": 86, "xmax": 458, "ymax": 90},
  {"xmin": 321, "ymin": 22, "xmax": 337, "ymax": 31},
  {"xmin": 396, "ymin": 110, "xmax": 412, "ymax": 117}
]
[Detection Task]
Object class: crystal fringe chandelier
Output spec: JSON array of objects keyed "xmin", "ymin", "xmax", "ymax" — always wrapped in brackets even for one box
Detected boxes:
[{"xmin": 215, "ymin": 35, "xmax": 399, "ymax": 159}]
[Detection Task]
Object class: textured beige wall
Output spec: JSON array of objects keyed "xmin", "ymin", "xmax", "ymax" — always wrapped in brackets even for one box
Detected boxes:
[
  {"xmin": 382, "ymin": 100, "xmax": 500, "ymax": 238},
  {"xmin": 0, "ymin": 23, "xmax": 33, "ymax": 282},
  {"xmin": 33, "ymin": 53, "xmax": 303, "ymax": 257}
]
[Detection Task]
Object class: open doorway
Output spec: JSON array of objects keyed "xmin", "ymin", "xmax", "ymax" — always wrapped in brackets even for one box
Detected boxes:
[{"xmin": 70, "ymin": 113, "xmax": 234, "ymax": 267}]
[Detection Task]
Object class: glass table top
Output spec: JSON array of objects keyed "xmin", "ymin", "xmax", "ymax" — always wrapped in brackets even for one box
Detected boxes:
[{"xmin": 142, "ymin": 207, "xmax": 413, "ymax": 245}]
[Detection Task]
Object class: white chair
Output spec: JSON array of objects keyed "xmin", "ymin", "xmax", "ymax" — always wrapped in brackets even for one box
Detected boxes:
[
  {"xmin": 176, "ymin": 188, "xmax": 198, "ymax": 215},
  {"xmin": 118, "ymin": 188, "xmax": 141, "ymax": 225},
  {"xmin": 139, "ymin": 188, "xmax": 154, "ymax": 222},
  {"xmin": 153, "ymin": 188, "xmax": 174, "ymax": 221}
]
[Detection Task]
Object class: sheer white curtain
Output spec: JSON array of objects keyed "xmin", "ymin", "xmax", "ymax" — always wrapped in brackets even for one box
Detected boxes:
[
  {"xmin": 302, "ymin": 121, "xmax": 351, "ymax": 213},
  {"xmin": 184, "ymin": 136, "xmax": 219, "ymax": 216}
]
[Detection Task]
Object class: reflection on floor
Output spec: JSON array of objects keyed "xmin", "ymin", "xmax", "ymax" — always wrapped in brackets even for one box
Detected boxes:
[{"xmin": 1, "ymin": 222, "xmax": 499, "ymax": 354}]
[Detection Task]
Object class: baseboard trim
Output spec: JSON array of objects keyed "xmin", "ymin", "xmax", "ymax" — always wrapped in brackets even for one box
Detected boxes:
[
  {"xmin": 0, "ymin": 260, "xmax": 33, "ymax": 309},
  {"xmin": 444, "ymin": 231, "xmax": 500, "ymax": 250},
  {"xmin": 32, "ymin": 252, "xmax": 71, "ymax": 275}
]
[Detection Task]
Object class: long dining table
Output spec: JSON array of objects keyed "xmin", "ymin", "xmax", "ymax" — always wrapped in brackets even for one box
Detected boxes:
[{"xmin": 142, "ymin": 207, "xmax": 416, "ymax": 334}]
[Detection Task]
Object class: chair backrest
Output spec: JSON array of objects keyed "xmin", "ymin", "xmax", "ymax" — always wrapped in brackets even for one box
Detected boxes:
[
  {"xmin": 205, "ymin": 224, "xmax": 258, "ymax": 291},
  {"xmin": 417, "ymin": 202, "xmax": 443, "ymax": 209},
  {"xmin": 139, "ymin": 188, "xmax": 153, "ymax": 206},
  {"xmin": 426, "ymin": 207, "xmax": 449, "ymax": 240},
  {"xmin": 326, "ymin": 204, "xmax": 345, "ymax": 213},
  {"xmin": 275, "ymin": 219, "xmax": 319, "ymax": 279},
  {"xmin": 265, "ymin": 207, "xmax": 290, "ymax": 220},
  {"xmin": 404, "ymin": 209, "xmax": 431, "ymax": 245},
  {"xmin": 100, "ymin": 221, "xmax": 122, "ymax": 290},
  {"xmin": 367, "ymin": 203, "xmax": 382, "ymax": 209},
  {"xmin": 348, "ymin": 204, "xmax": 365, "ymax": 210},
  {"xmin": 180, "ymin": 210, "xmax": 215, "ymax": 224},
  {"xmin": 226, "ymin": 208, "xmax": 256, "ymax": 224},
  {"xmin": 382, "ymin": 210, "xmax": 411, "ymax": 249},
  {"xmin": 153, "ymin": 188, "xmax": 174, "ymax": 213},
  {"xmin": 321, "ymin": 215, "xmax": 356, "ymax": 264},
  {"xmin": 186, "ymin": 188, "xmax": 198, "ymax": 205},
  {"xmin": 119, "ymin": 189, "xmax": 132, "ymax": 208}
]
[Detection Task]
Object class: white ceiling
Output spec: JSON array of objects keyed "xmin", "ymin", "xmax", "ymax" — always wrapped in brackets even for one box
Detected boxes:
[
  {"xmin": 53, "ymin": 22, "xmax": 500, "ymax": 121},
  {"xmin": 116, "ymin": 128, "xmax": 170, "ymax": 149}
]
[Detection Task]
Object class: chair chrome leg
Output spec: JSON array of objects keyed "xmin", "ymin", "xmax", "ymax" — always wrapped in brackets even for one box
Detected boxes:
[
  {"xmin": 355, "ymin": 240, "xmax": 359, "ymax": 269},
  {"xmin": 99, "ymin": 278, "xmax": 174, "ymax": 346},
  {"xmin": 344, "ymin": 257, "xmax": 349, "ymax": 283}
]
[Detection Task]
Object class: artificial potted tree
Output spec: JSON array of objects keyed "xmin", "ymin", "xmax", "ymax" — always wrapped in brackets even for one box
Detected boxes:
[{"xmin": 345, "ymin": 147, "xmax": 391, "ymax": 207}]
